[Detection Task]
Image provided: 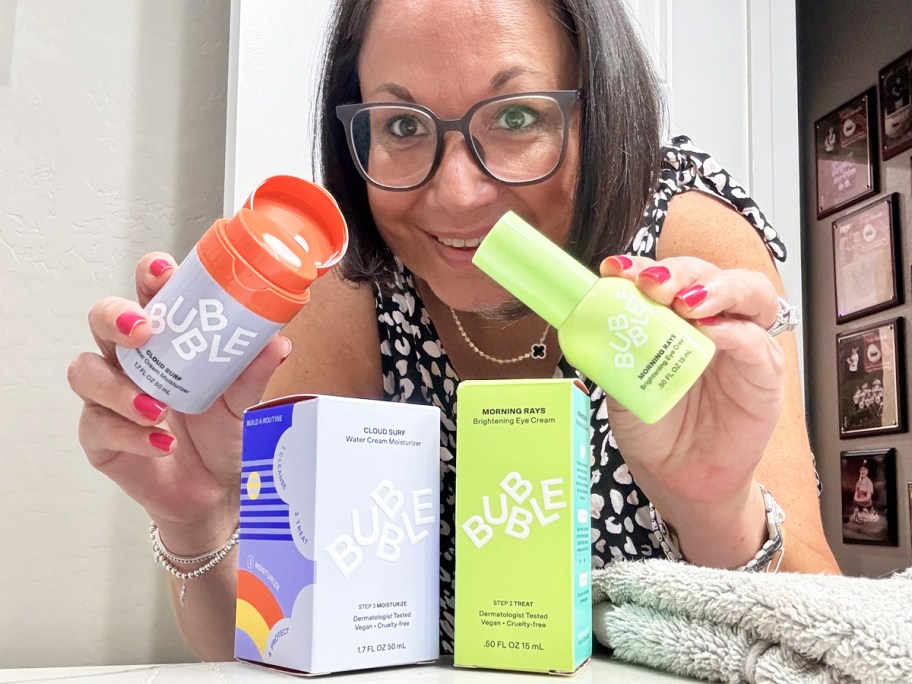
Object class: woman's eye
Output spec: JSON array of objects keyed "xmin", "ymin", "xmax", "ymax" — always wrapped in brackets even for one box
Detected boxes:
[
  {"xmin": 385, "ymin": 115, "xmax": 427, "ymax": 138},
  {"xmin": 495, "ymin": 106, "xmax": 539, "ymax": 131}
]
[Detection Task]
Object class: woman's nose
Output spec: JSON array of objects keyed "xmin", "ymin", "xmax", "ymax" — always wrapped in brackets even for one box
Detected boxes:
[{"xmin": 427, "ymin": 133, "xmax": 498, "ymax": 209}]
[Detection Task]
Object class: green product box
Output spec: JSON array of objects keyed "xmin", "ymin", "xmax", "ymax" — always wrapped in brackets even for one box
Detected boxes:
[{"xmin": 455, "ymin": 378, "xmax": 592, "ymax": 674}]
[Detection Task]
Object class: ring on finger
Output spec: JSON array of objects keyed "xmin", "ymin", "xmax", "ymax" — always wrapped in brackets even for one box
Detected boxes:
[{"xmin": 766, "ymin": 296, "xmax": 800, "ymax": 337}]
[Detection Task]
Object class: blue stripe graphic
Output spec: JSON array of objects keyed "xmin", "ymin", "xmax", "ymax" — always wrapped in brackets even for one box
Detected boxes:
[
  {"xmin": 240, "ymin": 533, "xmax": 295, "ymax": 541},
  {"xmin": 241, "ymin": 498, "xmax": 285, "ymax": 506},
  {"xmin": 241, "ymin": 460, "xmax": 273, "ymax": 471}
]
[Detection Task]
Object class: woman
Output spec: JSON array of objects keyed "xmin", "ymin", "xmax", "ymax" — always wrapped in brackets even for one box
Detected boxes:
[{"xmin": 67, "ymin": 0, "xmax": 839, "ymax": 660}]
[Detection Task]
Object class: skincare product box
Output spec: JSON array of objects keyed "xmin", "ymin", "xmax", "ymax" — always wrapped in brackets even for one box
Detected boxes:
[
  {"xmin": 454, "ymin": 379, "xmax": 592, "ymax": 674},
  {"xmin": 234, "ymin": 394, "xmax": 441, "ymax": 675}
]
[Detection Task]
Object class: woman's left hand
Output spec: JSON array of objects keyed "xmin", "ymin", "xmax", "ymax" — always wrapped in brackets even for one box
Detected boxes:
[{"xmin": 598, "ymin": 254, "xmax": 786, "ymax": 508}]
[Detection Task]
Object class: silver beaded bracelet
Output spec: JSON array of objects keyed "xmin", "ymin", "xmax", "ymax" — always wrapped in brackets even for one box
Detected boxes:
[
  {"xmin": 649, "ymin": 484, "xmax": 786, "ymax": 572},
  {"xmin": 150, "ymin": 522, "xmax": 240, "ymax": 605}
]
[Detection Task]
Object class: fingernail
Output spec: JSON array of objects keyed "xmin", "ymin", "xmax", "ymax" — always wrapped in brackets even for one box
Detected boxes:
[
  {"xmin": 150, "ymin": 259, "xmax": 174, "ymax": 277},
  {"xmin": 696, "ymin": 316, "xmax": 721, "ymax": 326},
  {"xmin": 279, "ymin": 338, "xmax": 293, "ymax": 365},
  {"xmin": 116, "ymin": 312, "xmax": 147, "ymax": 336},
  {"xmin": 639, "ymin": 266, "xmax": 671, "ymax": 284},
  {"xmin": 602, "ymin": 255, "xmax": 634, "ymax": 271},
  {"xmin": 149, "ymin": 432, "xmax": 175, "ymax": 454},
  {"xmin": 134, "ymin": 394, "xmax": 167, "ymax": 421},
  {"xmin": 675, "ymin": 284, "xmax": 708, "ymax": 309}
]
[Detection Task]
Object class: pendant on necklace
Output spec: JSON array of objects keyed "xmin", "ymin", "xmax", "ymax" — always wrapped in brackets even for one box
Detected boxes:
[{"xmin": 531, "ymin": 343, "xmax": 548, "ymax": 359}]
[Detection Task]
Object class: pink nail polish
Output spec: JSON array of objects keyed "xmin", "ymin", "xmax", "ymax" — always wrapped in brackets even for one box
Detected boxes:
[
  {"xmin": 696, "ymin": 316, "xmax": 721, "ymax": 326},
  {"xmin": 149, "ymin": 432, "xmax": 175, "ymax": 453},
  {"xmin": 134, "ymin": 394, "xmax": 167, "ymax": 421},
  {"xmin": 639, "ymin": 266, "xmax": 671, "ymax": 284},
  {"xmin": 675, "ymin": 284, "xmax": 708, "ymax": 309},
  {"xmin": 116, "ymin": 312, "xmax": 147, "ymax": 337},
  {"xmin": 604, "ymin": 255, "xmax": 634, "ymax": 271},
  {"xmin": 150, "ymin": 258, "xmax": 174, "ymax": 277}
]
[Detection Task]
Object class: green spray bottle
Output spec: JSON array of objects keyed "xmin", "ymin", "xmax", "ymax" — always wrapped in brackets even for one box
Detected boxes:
[{"xmin": 472, "ymin": 211, "xmax": 715, "ymax": 424}]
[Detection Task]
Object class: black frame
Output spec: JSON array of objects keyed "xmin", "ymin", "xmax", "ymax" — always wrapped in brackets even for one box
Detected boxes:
[
  {"xmin": 839, "ymin": 447, "xmax": 898, "ymax": 546},
  {"xmin": 832, "ymin": 193, "xmax": 902, "ymax": 323},
  {"xmin": 836, "ymin": 317, "xmax": 906, "ymax": 439},
  {"xmin": 336, "ymin": 90, "xmax": 582, "ymax": 191},
  {"xmin": 878, "ymin": 48, "xmax": 912, "ymax": 160},
  {"xmin": 815, "ymin": 89, "xmax": 878, "ymax": 219}
]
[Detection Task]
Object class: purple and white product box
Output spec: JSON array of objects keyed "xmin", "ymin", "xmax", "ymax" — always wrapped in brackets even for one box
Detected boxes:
[{"xmin": 234, "ymin": 394, "xmax": 441, "ymax": 675}]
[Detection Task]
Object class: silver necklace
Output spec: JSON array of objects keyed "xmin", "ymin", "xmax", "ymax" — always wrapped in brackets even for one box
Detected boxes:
[{"xmin": 449, "ymin": 307, "xmax": 550, "ymax": 365}]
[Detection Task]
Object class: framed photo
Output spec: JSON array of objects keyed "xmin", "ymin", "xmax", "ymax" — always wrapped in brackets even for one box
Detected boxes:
[
  {"xmin": 815, "ymin": 89, "xmax": 878, "ymax": 219},
  {"xmin": 879, "ymin": 49, "xmax": 912, "ymax": 160},
  {"xmin": 836, "ymin": 318, "xmax": 906, "ymax": 438},
  {"xmin": 840, "ymin": 448, "xmax": 897, "ymax": 546},
  {"xmin": 832, "ymin": 193, "xmax": 902, "ymax": 323}
]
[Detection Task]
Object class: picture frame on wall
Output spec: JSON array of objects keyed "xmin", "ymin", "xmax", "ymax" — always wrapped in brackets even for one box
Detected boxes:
[
  {"xmin": 878, "ymin": 48, "xmax": 912, "ymax": 160},
  {"xmin": 836, "ymin": 318, "xmax": 906, "ymax": 438},
  {"xmin": 832, "ymin": 193, "xmax": 901, "ymax": 323},
  {"xmin": 815, "ymin": 88, "xmax": 878, "ymax": 219},
  {"xmin": 840, "ymin": 448, "xmax": 897, "ymax": 546}
]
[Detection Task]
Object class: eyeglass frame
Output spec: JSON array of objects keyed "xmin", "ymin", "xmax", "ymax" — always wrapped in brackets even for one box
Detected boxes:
[{"xmin": 335, "ymin": 89, "xmax": 583, "ymax": 192}]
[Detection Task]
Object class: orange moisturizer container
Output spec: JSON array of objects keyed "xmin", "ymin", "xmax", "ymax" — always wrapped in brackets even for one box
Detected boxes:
[{"xmin": 116, "ymin": 176, "xmax": 349, "ymax": 413}]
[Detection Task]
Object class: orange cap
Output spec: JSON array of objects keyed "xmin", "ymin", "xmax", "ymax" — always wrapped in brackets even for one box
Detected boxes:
[
  {"xmin": 243, "ymin": 175, "xmax": 349, "ymax": 276},
  {"xmin": 196, "ymin": 177, "xmax": 349, "ymax": 324},
  {"xmin": 197, "ymin": 211, "xmax": 315, "ymax": 323}
]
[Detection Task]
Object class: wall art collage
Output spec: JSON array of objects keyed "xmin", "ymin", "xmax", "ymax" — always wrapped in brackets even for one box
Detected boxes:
[{"xmin": 818, "ymin": 48, "xmax": 912, "ymax": 547}]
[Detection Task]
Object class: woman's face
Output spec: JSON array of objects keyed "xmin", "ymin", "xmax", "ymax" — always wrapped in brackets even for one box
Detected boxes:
[{"xmin": 357, "ymin": 0, "xmax": 580, "ymax": 311}]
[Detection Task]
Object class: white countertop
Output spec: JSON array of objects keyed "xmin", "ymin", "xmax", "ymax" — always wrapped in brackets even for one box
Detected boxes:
[{"xmin": 0, "ymin": 658, "xmax": 698, "ymax": 683}]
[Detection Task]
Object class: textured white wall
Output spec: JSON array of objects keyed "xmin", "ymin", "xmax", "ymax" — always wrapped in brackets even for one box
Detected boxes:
[{"xmin": 0, "ymin": 1, "xmax": 229, "ymax": 667}]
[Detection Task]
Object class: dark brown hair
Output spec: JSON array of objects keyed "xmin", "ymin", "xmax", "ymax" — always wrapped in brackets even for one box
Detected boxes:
[{"xmin": 314, "ymin": 0, "xmax": 663, "ymax": 285}]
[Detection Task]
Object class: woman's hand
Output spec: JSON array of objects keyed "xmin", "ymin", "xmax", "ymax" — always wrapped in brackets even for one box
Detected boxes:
[
  {"xmin": 598, "ymin": 254, "xmax": 786, "ymax": 522},
  {"xmin": 67, "ymin": 253, "xmax": 290, "ymax": 553}
]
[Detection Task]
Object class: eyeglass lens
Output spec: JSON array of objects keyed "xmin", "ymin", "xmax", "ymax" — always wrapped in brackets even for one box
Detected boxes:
[{"xmin": 348, "ymin": 95, "xmax": 567, "ymax": 188}]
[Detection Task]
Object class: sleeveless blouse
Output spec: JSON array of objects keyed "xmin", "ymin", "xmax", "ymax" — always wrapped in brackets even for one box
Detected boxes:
[{"xmin": 373, "ymin": 136, "xmax": 786, "ymax": 653}]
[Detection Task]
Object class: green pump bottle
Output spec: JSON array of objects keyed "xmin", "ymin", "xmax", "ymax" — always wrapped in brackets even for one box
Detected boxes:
[{"xmin": 472, "ymin": 211, "xmax": 715, "ymax": 423}]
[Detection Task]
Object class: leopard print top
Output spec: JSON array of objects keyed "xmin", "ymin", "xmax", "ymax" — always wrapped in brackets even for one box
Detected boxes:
[{"xmin": 373, "ymin": 136, "xmax": 786, "ymax": 653}]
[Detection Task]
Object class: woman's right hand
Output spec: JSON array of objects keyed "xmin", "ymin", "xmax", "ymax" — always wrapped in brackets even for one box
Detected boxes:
[{"xmin": 67, "ymin": 253, "xmax": 291, "ymax": 554}]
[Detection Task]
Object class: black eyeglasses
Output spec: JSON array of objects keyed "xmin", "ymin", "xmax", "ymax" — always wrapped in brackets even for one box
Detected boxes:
[{"xmin": 336, "ymin": 90, "xmax": 581, "ymax": 191}]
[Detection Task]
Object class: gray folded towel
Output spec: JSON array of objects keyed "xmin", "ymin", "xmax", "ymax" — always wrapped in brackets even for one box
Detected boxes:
[{"xmin": 592, "ymin": 559, "xmax": 912, "ymax": 684}]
